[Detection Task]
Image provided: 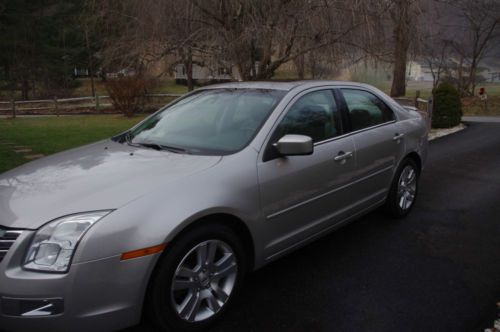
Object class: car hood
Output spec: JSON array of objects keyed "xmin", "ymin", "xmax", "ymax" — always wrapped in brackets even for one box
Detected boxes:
[{"xmin": 0, "ymin": 140, "xmax": 222, "ymax": 229}]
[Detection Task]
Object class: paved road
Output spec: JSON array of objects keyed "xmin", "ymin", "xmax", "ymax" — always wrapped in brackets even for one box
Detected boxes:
[
  {"xmin": 463, "ymin": 115, "xmax": 500, "ymax": 123},
  {"xmin": 127, "ymin": 121, "xmax": 500, "ymax": 332}
]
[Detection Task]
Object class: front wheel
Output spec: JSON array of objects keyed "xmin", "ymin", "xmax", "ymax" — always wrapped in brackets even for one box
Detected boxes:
[
  {"xmin": 145, "ymin": 223, "xmax": 246, "ymax": 331},
  {"xmin": 384, "ymin": 158, "xmax": 419, "ymax": 218}
]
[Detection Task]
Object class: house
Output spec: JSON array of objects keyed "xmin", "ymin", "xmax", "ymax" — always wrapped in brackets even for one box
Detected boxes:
[
  {"xmin": 407, "ymin": 57, "xmax": 500, "ymax": 83},
  {"xmin": 73, "ymin": 68, "xmax": 90, "ymax": 77},
  {"xmin": 406, "ymin": 60, "xmax": 434, "ymax": 81},
  {"xmin": 482, "ymin": 58, "xmax": 500, "ymax": 82},
  {"xmin": 174, "ymin": 62, "xmax": 240, "ymax": 85}
]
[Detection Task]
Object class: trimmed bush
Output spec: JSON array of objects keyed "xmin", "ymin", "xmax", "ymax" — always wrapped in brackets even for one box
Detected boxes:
[
  {"xmin": 432, "ymin": 82, "xmax": 462, "ymax": 128},
  {"xmin": 106, "ymin": 76, "xmax": 148, "ymax": 117}
]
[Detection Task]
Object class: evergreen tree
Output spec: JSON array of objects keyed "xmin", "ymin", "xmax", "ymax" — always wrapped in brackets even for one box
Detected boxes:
[{"xmin": 0, "ymin": 0, "xmax": 90, "ymax": 99}]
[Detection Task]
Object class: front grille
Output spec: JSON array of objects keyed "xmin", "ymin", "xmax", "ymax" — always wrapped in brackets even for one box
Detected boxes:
[{"xmin": 0, "ymin": 228, "xmax": 22, "ymax": 263}]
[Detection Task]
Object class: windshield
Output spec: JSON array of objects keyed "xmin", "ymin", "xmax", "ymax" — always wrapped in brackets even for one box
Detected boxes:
[{"xmin": 125, "ymin": 88, "xmax": 286, "ymax": 155}]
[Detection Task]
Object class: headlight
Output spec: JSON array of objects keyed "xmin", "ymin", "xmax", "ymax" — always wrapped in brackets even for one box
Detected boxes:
[{"xmin": 24, "ymin": 211, "xmax": 112, "ymax": 273}]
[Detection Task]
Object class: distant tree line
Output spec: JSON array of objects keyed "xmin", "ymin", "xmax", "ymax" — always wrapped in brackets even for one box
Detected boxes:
[
  {"xmin": 0, "ymin": 0, "xmax": 98, "ymax": 99},
  {"xmin": 419, "ymin": 0, "xmax": 500, "ymax": 96},
  {"xmin": 0, "ymin": 0, "xmax": 498, "ymax": 100}
]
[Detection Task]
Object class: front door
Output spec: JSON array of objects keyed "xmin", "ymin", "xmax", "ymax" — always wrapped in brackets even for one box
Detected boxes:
[{"xmin": 257, "ymin": 89, "xmax": 357, "ymax": 260}]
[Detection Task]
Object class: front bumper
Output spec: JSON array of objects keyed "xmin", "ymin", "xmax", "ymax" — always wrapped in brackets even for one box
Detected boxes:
[{"xmin": 0, "ymin": 230, "xmax": 157, "ymax": 332}]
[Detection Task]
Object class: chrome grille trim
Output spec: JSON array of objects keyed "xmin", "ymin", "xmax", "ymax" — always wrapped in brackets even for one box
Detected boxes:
[{"xmin": 0, "ymin": 228, "xmax": 22, "ymax": 263}]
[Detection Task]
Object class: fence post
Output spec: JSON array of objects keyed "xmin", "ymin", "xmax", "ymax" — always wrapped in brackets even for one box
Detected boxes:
[
  {"xmin": 11, "ymin": 99, "xmax": 16, "ymax": 119},
  {"xmin": 54, "ymin": 96, "xmax": 59, "ymax": 117},
  {"xmin": 427, "ymin": 97, "xmax": 433, "ymax": 130},
  {"xmin": 95, "ymin": 94, "xmax": 100, "ymax": 113},
  {"xmin": 414, "ymin": 90, "xmax": 420, "ymax": 108}
]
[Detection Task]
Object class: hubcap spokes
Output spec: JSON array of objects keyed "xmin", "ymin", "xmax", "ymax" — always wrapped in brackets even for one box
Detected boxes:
[
  {"xmin": 171, "ymin": 240, "xmax": 237, "ymax": 322},
  {"xmin": 397, "ymin": 165, "xmax": 417, "ymax": 210}
]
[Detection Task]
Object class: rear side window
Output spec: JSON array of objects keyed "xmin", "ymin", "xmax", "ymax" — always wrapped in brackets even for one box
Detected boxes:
[
  {"xmin": 341, "ymin": 89, "xmax": 394, "ymax": 131},
  {"xmin": 275, "ymin": 90, "xmax": 341, "ymax": 143}
]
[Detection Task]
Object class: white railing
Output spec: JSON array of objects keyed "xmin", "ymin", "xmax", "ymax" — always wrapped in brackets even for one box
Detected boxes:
[
  {"xmin": 1, "ymin": 93, "xmax": 433, "ymax": 127},
  {"xmin": 0, "ymin": 93, "xmax": 183, "ymax": 117}
]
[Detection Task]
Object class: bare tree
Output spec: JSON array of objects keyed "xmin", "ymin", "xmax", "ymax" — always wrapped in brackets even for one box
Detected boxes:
[
  {"xmin": 192, "ymin": 0, "xmax": 383, "ymax": 80},
  {"xmin": 388, "ymin": 0, "xmax": 422, "ymax": 97},
  {"xmin": 418, "ymin": 23, "xmax": 453, "ymax": 91},
  {"xmin": 425, "ymin": 41, "xmax": 451, "ymax": 90},
  {"xmin": 89, "ymin": 0, "xmax": 404, "ymax": 84},
  {"xmin": 438, "ymin": 0, "xmax": 500, "ymax": 95}
]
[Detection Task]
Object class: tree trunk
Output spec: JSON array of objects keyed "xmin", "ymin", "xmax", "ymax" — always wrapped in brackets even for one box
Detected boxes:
[
  {"xmin": 390, "ymin": 28, "xmax": 409, "ymax": 96},
  {"xmin": 309, "ymin": 53, "xmax": 318, "ymax": 79},
  {"xmin": 85, "ymin": 28, "xmax": 96, "ymax": 97},
  {"xmin": 391, "ymin": 44, "xmax": 408, "ymax": 97},
  {"xmin": 390, "ymin": 0, "xmax": 411, "ymax": 97},
  {"xmin": 183, "ymin": 47, "xmax": 194, "ymax": 91},
  {"xmin": 21, "ymin": 79, "xmax": 29, "ymax": 100},
  {"xmin": 457, "ymin": 55, "xmax": 464, "ymax": 96},
  {"xmin": 100, "ymin": 69, "xmax": 107, "ymax": 82},
  {"xmin": 467, "ymin": 57, "xmax": 478, "ymax": 96},
  {"xmin": 3, "ymin": 61, "xmax": 10, "ymax": 80},
  {"xmin": 294, "ymin": 54, "xmax": 305, "ymax": 80}
]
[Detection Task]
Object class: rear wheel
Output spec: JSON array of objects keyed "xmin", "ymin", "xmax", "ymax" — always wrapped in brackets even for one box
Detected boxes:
[
  {"xmin": 385, "ymin": 158, "xmax": 419, "ymax": 218},
  {"xmin": 146, "ymin": 223, "xmax": 246, "ymax": 331}
]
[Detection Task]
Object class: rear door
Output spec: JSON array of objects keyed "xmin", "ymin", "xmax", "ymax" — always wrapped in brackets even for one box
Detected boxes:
[
  {"xmin": 337, "ymin": 88, "xmax": 405, "ymax": 210},
  {"xmin": 257, "ymin": 89, "xmax": 358, "ymax": 260}
]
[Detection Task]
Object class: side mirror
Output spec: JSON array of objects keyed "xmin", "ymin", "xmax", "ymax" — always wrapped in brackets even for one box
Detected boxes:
[{"xmin": 274, "ymin": 134, "xmax": 313, "ymax": 156}]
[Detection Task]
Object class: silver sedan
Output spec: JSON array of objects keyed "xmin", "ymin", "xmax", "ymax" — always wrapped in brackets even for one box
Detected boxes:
[{"xmin": 0, "ymin": 81, "xmax": 428, "ymax": 332}]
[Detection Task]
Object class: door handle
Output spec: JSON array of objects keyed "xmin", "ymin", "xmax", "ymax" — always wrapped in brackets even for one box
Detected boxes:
[
  {"xmin": 334, "ymin": 151, "xmax": 353, "ymax": 162},
  {"xmin": 393, "ymin": 133, "xmax": 405, "ymax": 141}
]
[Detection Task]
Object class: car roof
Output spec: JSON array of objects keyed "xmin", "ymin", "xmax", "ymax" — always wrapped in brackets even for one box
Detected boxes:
[{"xmin": 201, "ymin": 80, "xmax": 376, "ymax": 92}]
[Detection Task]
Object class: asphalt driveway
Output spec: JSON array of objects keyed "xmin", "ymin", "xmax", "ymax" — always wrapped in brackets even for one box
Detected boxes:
[{"xmin": 126, "ymin": 120, "xmax": 500, "ymax": 332}]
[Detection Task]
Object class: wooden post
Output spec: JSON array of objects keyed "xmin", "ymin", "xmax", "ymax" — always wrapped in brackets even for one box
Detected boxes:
[
  {"xmin": 95, "ymin": 94, "xmax": 100, "ymax": 113},
  {"xmin": 11, "ymin": 99, "xmax": 16, "ymax": 119},
  {"xmin": 54, "ymin": 96, "xmax": 59, "ymax": 117},
  {"xmin": 427, "ymin": 97, "xmax": 433, "ymax": 129},
  {"xmin": 414, "ymin": 90, "xmax": 420, "ymax": 109}
]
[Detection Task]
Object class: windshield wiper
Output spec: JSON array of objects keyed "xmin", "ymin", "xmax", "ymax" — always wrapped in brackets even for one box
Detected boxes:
[
  {"xmin": 133, "ymin": 142, "xmax": 188, "ymax": 154},
  {"xmin": 124, "ymin": 132, "xmax": 188, "ymax": 153},
  {"xmin": 123, "ymin": 131, "xmax": 134, "ymax": 144},
  {"xmin": 157, "ymin": 144, "xmax": 189, "ymax": 154}
]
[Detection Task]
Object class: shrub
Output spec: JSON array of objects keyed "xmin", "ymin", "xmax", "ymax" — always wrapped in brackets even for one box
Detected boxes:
[
  {"xmin": 432, "ymin": 82, "xmax": 462, "ymax": 128},
  {"xmin": 106, "ymin": 76, "xmax": 148, "ymax": 117}
]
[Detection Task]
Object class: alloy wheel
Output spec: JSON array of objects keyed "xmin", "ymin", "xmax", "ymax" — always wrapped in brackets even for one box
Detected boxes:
[
  {"xmin": 397, "ymin": 165, "xmax": 417, "ymax": 210},
  {"xmin": 170, "ymin": 240, "xmax": 238, "ymax": 322}
]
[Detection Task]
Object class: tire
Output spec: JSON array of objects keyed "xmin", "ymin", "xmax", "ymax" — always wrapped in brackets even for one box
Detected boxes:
[
  {"xmin": 145, "ymin": 223, "xmax": 246, "ymax": 332},
  {"xmin": 384, "ymin": 158, "xmax": 420, "ymax": 218}
]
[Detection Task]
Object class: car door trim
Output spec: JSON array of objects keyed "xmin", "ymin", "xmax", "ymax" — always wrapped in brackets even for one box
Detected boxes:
[
  {"xmin": 265, "ymin": 191, "xmax": 387, "ymax": 260},
  {"xmin": 313, "ymin": 120, "xmax": 397, "ymax": 147},
  {"xmin": 266, "ymin": 164, "xmax": 393, "ymax": 220}
]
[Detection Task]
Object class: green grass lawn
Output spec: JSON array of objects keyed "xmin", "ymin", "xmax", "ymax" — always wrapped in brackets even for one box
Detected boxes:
[
  {"xmin": 0, "ymin": 144, "xmax": 27, "ymax": 174},
  {"xmin": 0, "ymin": 115, "xmax": 146, "ymax": 174}
]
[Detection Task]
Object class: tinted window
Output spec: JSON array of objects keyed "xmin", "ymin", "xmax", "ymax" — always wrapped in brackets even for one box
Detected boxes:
[
  {"xmin": 275, "ymin": 90, "xmax": 341, "ymax": 143},
  {"xmin": 127, "ymin": 89, "xmax": 285, "ymax": 155},
  {"xmin": 341, "ymin": 89, "xmax": 394, "ymax": 131}
]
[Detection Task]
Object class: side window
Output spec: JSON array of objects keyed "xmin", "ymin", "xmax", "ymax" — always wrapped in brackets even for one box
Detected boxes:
[
  {"xmin": 275, "ymin": 90, "xmax": 341, "ymax": 143},
  {"xmin": 341, "ymin": 89, "xmax": 394, "ymax": 131}
]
